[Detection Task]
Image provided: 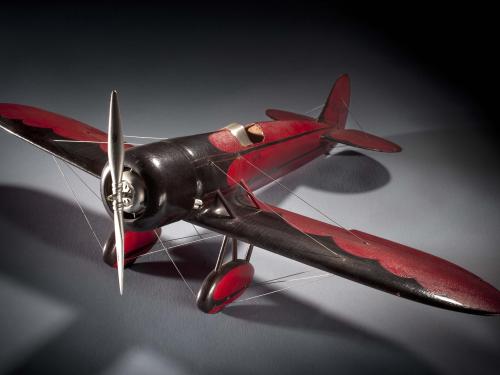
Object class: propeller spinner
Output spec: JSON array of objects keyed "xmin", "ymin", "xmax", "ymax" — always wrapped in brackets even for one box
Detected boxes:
[{"xmin": 108, "ymin": 90, "xmax": 125, "ymax": 295}]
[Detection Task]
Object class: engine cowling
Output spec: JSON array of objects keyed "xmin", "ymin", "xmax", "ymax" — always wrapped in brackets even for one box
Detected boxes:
[{"xmin": 101, "ymin": 141, "xmax": 198, "ymax": 231}]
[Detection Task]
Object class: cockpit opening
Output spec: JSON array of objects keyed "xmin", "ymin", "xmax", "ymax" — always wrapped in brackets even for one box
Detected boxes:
[
  {"xmin": 246, "ymin": 124, "xmax": 264, "ymax": 143},
  {"xmin": 224, "ymin": 122, "xmax": 265, "ymax": 146}
]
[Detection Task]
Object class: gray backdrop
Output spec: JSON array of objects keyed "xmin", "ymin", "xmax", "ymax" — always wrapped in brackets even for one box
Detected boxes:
[{"xmin": 0, "ymin": 4, "xmax": 498, "ymax": 375}]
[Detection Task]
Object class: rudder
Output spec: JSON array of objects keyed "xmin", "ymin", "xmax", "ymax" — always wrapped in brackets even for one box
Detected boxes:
[{"xmin": 318, "ymin": 74, "xmax": 350, "ymax": 129}]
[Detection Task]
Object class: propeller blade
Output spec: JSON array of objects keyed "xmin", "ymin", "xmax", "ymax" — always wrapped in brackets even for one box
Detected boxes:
[{"xmin": 108, "ymin": 90, "xmax": 125, "ymax": 295}]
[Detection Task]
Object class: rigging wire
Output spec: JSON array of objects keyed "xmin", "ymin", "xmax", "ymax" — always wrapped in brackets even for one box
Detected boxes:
[
  {"xmin": 54, "ymin": 159, "xmax": 216, "ymax": 302},
  {"xmin": 238, "ymin": 157, "xmax": 368, "ymax": 244},
  {"xmin": 123, "ymin": 135, "xmax": 166, "ymax": 140},
  {"xmin": 153, "ymin": 230, "xmax": 196, "ymax": 298},
  {"xmin": 254, "ymin": 272, "xmax": 330, "ymax": 287},
  {"xmin": 52, "ymin": 156, "xmax": 103, "ymax": 250},
  {"xmin": 54, "ymin": 158, "xmax": 195, "ymax": 299},
  {"xmin": 67, "ymin": 165, "xmax": 101, "ymax": 201},
  {"xmin": 66, "ymin": 165, "xmax": 211, "ymax": 246},
  {"xmin": 191, "ymin": 223, "xmax": 204, "ymax": 240},
  {"xmin": 126, "ymin": 234, "xmax": 223, "ymax": 262},
  {"xmin": 52, "ymin": 100, "xmax": 368, "ymax": 302},
  {"xmin": 304, "ymin": 104, "xmax": 324, "ymax": 115},
  {"xmin": 253, "ymin": 270, "xmax": 312, "ymax": 286},
  {"xmin": 210, "ymin": 161, "xmax": 343, "ymax": 259},
  {"xmin": 233, "ymin": 100, "xmax": 377, "ymax": 302},
  {"xmin": 53, "ymin": 139, "xmax": 144, "ymax": 146},
  {"xmin": 236, "ymin": 274, "xmax": 333, "ymax": 303},
  {"xmin": 341, "ymin": 98, "xmax": 365, "ymax": 132},
  {"xmin": 210, "ymin": 162, "xmax": 340, "ymax": 302}
]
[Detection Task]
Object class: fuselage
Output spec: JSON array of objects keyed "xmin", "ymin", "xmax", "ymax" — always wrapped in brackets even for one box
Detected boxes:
[
  {"xmin": 171, "ymin": 119, "xmax": 335, "ymax": 195},
  {"xmin": 111, "ymin": 119, "xmax": 337, "ymax": 231}
]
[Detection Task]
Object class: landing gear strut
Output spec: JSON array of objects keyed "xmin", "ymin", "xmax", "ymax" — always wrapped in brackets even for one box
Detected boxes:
[{"xmin": 196, "ymin": 236, "xmax": 254, "ymax": 314}]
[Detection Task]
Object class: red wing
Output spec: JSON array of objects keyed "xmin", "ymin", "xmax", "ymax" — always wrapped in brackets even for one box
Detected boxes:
[
  {"xmin": 0, "ymin": 103, "xmax": 132, "ymax": 177},
  {"xmin": 191, "ymin": 187, "xmax": 500, "ymax": 315}
]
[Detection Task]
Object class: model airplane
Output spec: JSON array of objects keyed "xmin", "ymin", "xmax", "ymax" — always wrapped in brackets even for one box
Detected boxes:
[{"xmin": 1, "ymin": 75, "xmax": 499, "ymax": 315}]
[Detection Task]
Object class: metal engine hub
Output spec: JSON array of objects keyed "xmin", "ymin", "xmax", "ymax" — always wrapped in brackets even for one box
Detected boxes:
[
  {"xmin": 121, "ymin": 169, "xmax": 146, "ymax": 215},
  {"xmin": 106, "ymin": 169, "xmax": 146, "ymax": 217}
]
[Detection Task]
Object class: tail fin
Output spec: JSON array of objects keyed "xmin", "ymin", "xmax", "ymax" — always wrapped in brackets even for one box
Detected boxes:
[{"xmin": 318, "ymin": 74, "xmax": 350, "ymax": 129}]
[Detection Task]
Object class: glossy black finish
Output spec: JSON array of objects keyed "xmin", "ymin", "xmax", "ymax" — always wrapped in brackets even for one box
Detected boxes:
[
  {"xmin": 169, "ymin": 133, "xmax": 238, "ymax": 194},
  {"xmin": 101, "ymin": 140, "xmax": 199, "ymax": 231},
  {"xmin": 99, "ymin": 131, "xmax": 248, "ymax": 231}
]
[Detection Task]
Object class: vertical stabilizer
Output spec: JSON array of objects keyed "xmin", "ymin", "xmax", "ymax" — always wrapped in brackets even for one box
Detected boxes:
[{"xmin": 318, "ymin": 74, "xmax": 350, "ymax": 129}]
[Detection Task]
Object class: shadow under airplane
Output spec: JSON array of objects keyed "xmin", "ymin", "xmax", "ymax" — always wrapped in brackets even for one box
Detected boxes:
[
  {"xmin": 0, "ymin": 185, "xmax": 436, "ymax": 375},
  {"xmin": 257, "ymin": 150, "xmax": 391, "ymax": 206}
]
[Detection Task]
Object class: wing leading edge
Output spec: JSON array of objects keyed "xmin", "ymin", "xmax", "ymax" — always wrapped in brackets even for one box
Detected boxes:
[{"xmin": 190, "ymin": 186, "xmax": 500, "ymax": 315}]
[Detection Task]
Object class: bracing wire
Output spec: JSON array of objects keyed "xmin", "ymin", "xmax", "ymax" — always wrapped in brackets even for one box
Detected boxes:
[
  {"xmin": 191, "ymin": 223, "xmax": 204, "ymax": 240},
  {"xmin": 126, "ymin": 234, "xmax": 223, "ymax": 262},
  {"xmin": 53, "ymin": 139, "xmax": 144, "ymax": 146},
  {"xmin": 154, "ymin": 230, "xmax": 196, "ymax": 298},
  {"xmin": 52, "ymin": 156, "xmax": 103, "ymax": 250},
  {"xmin": 123, "ymin": 135, "xmax": 166, "ymax": 140},
  {"xmin": 209, "ymin": 161, "xmax": 343, "ymax": 259},
  {"xmin": 65, "ymin": 165, "xmax": 212, "ymax": 251},
  {"xmin": 236, "ymin": 274, "xmax": 333, "ymax": 303},
  {"xmin": 254, "ymin": 272, "xmax": 330, "ymax": 287},
  {"xmin": 67, "ymin": 165, "xmax": 101, "ymax": 200},
  {"xmin": 304, "ymin": 104, "xmax": 324, "ymax": 115},
  {"xmin": 253, "ymin": 270, "xmax": 312, "ymax": 286},
  {"xmin": 51, "ymin": 100, "xmax": 369, "ymax": 303},
  {"xmin": 239, "ymin": 157, "xmax": 368, "ymax": 244},
  {"xmin": 341, "ymin": 98, "xmax": 365, "ymax": 131}
]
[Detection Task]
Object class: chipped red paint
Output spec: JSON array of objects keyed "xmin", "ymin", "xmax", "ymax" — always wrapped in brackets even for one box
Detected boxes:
[
  {"xmin": 208, "ymin": 120, "xmax": 324, "ymax": 154},
  {"xmin": 208, "ymin": 129, "xmax": 244, "ymax": 153},
  {"xmin": 209, "ymin": 120, "xmax": 331, "ymax": 188},
  {"xmin": 339, "ymin": 231, "xmax": 500, "ymax": 313},
  {"xmin": 260, "ymin": 202, "xmax": 500, "ymax": 313},
  {"xmin": 0, "ymin": 104, "xmax": 132, "ymax": 152}
]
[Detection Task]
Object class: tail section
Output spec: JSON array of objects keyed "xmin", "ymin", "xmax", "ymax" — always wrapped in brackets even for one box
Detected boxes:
[
  {"xmin": 265, "ymin": 75, "xmax": 401, "ymax": 153},
  {"xmin": 265, "ymin": 74, "xmax": 350, "ymax": 129},
  {"xmin": 318, "ymin": 74, "xmax": 350, "ymax": 129}
]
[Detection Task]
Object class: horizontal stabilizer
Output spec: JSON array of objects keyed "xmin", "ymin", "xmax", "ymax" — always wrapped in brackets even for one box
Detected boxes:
[
  {"xmin": 265, "ymin": 109, "xmax": 315, "ymax": 122},
  {"xmin": 324, "ymin": 129, "xmax": 401, "ymax": 153}
]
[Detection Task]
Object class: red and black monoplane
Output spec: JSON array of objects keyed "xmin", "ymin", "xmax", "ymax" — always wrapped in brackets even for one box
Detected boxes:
[{"xmin": 1, "ymin": 75, "xmax": 499, "ymax": 314}]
